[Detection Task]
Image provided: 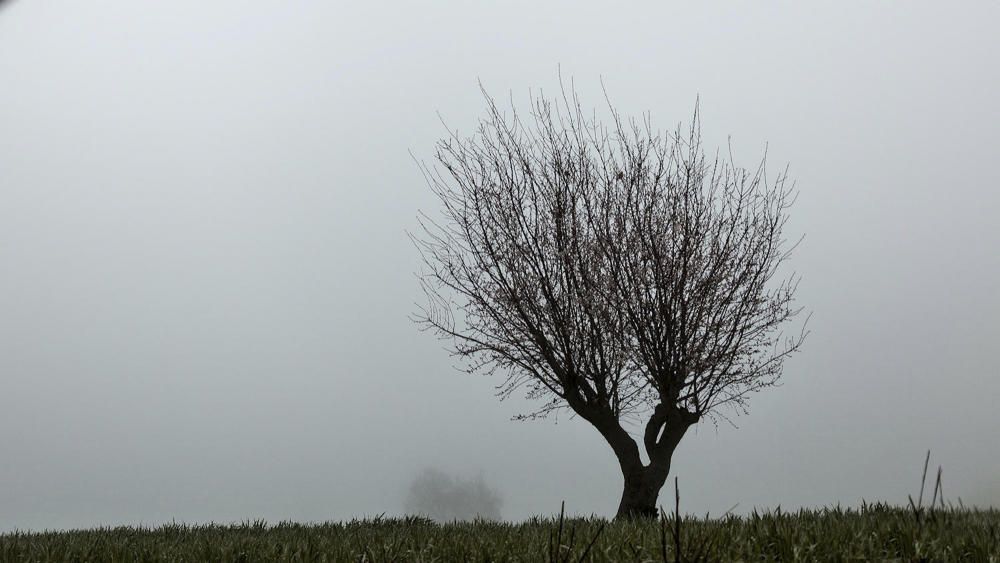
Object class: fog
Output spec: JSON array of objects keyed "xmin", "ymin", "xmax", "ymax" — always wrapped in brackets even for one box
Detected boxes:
[
  {"xmin": 1, "ymin": 1, "xmax": 998, "ymax": 532},
  {"xmin": 404, "ymin": 469, "xmax": 502, "ymax": 523}
]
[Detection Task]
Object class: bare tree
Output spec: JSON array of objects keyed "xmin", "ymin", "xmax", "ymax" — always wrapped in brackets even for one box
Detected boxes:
[{"xmin": 412, "ymin": 82, "xmax": 807, "ymax": 518}]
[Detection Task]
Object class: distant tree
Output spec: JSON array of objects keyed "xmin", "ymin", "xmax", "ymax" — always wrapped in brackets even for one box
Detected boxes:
[
  {"xmin": 404, "ymin": 468, "xmax": 502, "ymax": 522},
  {"xmin": 413, "ymin": 83, "xmax": 807, "ymax": 518}
]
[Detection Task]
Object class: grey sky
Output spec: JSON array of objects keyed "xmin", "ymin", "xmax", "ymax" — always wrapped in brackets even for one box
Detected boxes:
[{"xmin": 1, "ymin": 1, "xmax": 998, "ymax": 531}]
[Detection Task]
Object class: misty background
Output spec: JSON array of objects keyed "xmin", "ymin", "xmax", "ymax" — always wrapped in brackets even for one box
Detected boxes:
[
  {"xmin": 404, "ymin": 468, "xmax": 501, "ymax": 523},
  {"xmin": 1, "ymin": 1, "xmax": 998, "ymax": 532}
]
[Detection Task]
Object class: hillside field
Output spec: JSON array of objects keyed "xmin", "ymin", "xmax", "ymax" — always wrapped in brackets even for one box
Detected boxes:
[{"xmin": 1, "ymin": 504, "xmax": 998, "ymax": 562}]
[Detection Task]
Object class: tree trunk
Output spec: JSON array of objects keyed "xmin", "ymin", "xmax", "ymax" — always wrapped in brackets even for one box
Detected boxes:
[
  {"xmin": 615, "ymin": 458, "xmax": 673, "ymax": 519},
  {"xmin": 586, "ymin": 404, "xmax": 696, "ymax": 519},
  {"xmin": 613, "ymin": 406, "xmax": 695, "ymax": 519}
]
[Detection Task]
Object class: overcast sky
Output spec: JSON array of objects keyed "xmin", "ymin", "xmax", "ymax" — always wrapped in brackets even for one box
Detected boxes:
[{"xmin": 1, "ymin": 1, "xmax": 998, "ymax": 532}]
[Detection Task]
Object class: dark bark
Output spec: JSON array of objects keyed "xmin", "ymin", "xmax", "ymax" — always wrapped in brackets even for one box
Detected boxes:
[
  {"xmin": 596, "ymin": 405, "xmax": 697, "ymax": 519},
  {"xmin": 617, "ymin": 465, "xmax": 668, "ymax": 519}
]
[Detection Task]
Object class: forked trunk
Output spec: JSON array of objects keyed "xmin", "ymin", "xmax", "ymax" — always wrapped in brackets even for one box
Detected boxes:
[
  {"xmin": 588, "ymin": 404, "xmax": 696, "ymax": 519},
  {"xmin": 615, "ymin": 459, "xmax": 673, "ymax": 519}
]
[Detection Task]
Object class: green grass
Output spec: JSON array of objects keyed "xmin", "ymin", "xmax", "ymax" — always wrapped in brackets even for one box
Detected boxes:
[{"xmin": 2, "ymin": 504, "xmax": 998, "ymax": 562}]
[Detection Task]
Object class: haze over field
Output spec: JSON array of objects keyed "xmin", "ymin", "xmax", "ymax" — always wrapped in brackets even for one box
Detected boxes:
[{"xmin": 1, "ymin": 1, "xmax": 998, "ymax": 532}]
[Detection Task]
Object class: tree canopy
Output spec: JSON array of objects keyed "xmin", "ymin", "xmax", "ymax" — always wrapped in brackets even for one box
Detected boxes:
[{"xmin": 413, "ymin": 83, "xmax": 807, "ymax": 517}]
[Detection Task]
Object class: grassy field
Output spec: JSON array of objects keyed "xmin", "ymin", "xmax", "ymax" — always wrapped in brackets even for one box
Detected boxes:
[{"xmin": 1, "ymin": 504, "xmax": 998, "ymax": 562}]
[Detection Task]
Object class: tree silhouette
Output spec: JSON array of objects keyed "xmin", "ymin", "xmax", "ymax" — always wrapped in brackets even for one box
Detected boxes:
[
  {"xmin": 413, "ymin": 82, "xmax": 807, "ymax": 518},
  {"xmin": 404, "ymin": 468, "xmax": 502, "ymax": 522}
]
